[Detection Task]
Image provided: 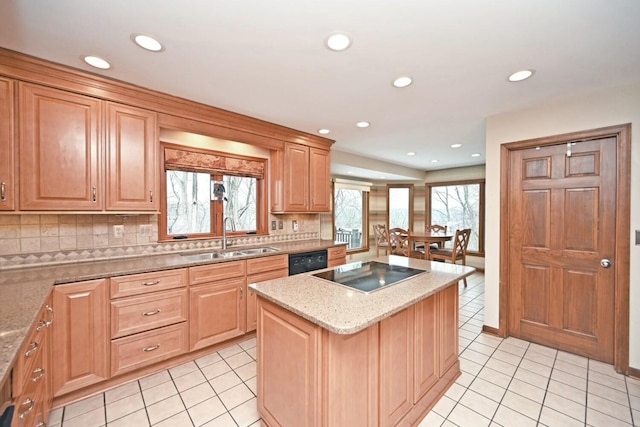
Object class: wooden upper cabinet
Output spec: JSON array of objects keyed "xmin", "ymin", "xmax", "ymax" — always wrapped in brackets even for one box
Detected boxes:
[
  {"xmin": 19, "ymin": 83, "xmax": 102, "ymax": 210},
  {"xmin": 271, "ymin": 142, "xmax": 331, "ymax": 213},
  {"xmin": 308, "ymin": 147, "xmax": 330, "ymax": 212},
  {"xmin": 106, "ymin": 102, "xmax": 158, "ymax": 211},
  {"xmin": 0, "ymin": 77, "xmax": 14, "ymax": 210}
]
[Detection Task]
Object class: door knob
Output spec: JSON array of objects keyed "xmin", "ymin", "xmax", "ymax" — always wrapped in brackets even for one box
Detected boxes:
[{"xmin": 600, "ymin": 259, "xmax": 612, "ymax": 268}]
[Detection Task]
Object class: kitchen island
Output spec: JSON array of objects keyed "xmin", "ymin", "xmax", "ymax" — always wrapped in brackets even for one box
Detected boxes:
[{"xmin": 250, "ymin": 256, "xmax": 475, "ymax": 427}]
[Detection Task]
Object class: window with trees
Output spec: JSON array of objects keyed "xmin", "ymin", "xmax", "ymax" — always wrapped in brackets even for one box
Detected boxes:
[
  {"xmin": 333, "ymin": 182, "xmax": 370, "ymax": 251},
  {"xmin": 387, "ymin": 184, "xmax": 414, "ymax": 230},
  {"xmin": 426, "ymin": 180, "xmax": 485, "ymax": 254},
  {"xmin": 160, "ymin": 143, "xmax": 267, "ymax": 241}
]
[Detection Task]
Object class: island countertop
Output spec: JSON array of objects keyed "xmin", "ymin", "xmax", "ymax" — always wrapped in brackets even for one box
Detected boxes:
[{"xmin": 249, "ymin": 255, "xmax": 475, "ymax": 335}]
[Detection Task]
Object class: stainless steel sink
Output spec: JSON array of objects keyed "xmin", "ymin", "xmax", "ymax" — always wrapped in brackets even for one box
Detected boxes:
[{"xmin": 180, "ymin": 247, "xmax": 280, "ymax": 262}]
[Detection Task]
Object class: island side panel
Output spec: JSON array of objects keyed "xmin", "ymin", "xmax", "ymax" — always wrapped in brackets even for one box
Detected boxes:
[
  {"xmin": 414, "ymin": 294, "xmax": 439, "ymax": 401},
  {"xmin": 439, "ymin": 283, "xmax": 459, "ymax": 375},
  {"xmin": 322, "ymin": 325, "xmax": 379, "ymax": 427},
  {"xmin": 257, "ymin": 299, "xmax": 322, "ymax": 427}
]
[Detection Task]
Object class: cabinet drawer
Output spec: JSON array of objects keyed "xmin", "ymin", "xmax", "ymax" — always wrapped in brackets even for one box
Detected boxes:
[
  {"xmin": 13, "ymin": 306, "xmax": 48, "ymax": 397},
  {"xmin": 189, "ymin": 260, "xmax": 245, "ymax": 285},
  {"xmin": 327, "ymin": 245, "xmax": 346, "ymax": 260},
  {"xmin": 110, "ymin": 323, "xmax": 187, "ymax": 376},
  {"xmin": 110, "ymin": 268, "xmax": 187, "ymax": 299},
  {"xmin": 111, "ymin": 289, "xmax": 188, "ymax": 339},
  {"xmin": 246, "ymin": 254, "xmax": 288, "ymax": 275}
]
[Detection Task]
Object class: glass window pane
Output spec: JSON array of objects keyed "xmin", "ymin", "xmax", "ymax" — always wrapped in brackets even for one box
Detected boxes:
[
  {"xmin": 223, "ymin": 175, "xmax": 257, "ymax": 232},
  {"xmin": 431, "ymin": 184, "xmax": 480, "ymax": 251},
  {"xmin": 389, "ymin": 187, "xmax": 410, "ymax": 229},
  {"xmin": 166, "ymin": 170, "xmax": 211, "ymax": 235},
  {"xmin": 334, "ymin": 189, "xmax": 364, "ymax": 250}
]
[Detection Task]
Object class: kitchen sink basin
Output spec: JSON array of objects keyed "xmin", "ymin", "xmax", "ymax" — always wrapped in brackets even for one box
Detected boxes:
[{"xmin": 180, "ymin": 247, "xmax": 280, "ymax": 262}]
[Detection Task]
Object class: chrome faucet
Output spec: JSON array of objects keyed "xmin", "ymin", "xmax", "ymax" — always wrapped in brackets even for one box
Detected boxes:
[{"xmin": 222, "ymin": 217, "xmax": 236, "ymax": 250}]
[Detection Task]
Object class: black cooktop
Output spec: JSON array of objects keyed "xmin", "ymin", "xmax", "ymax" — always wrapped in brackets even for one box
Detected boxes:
[{"xmin": 312, "ymin": 261, "xmax": 426, "ymax": 293}]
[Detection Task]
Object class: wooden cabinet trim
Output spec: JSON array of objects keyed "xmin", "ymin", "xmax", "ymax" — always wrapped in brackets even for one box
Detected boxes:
[
  {"xmin": 189, "ymin": 261, "xmax": 246, "ymax": 285},
  {"xmin": 0, "ymin": 77, "xmax": 14, "ymax": 211},
  {"xmin": 245, "ymin": 255, "xmax": 288, "ymax": 275}
]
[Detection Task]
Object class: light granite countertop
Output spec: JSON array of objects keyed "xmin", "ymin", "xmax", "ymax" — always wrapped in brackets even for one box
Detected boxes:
[
  {"xmin": 0, "ymin": 239, "xmax": 345, "ymax": 388},
  {"xmin": 249, "ymin": 255, "xmax": 475, "ymax": 335}
]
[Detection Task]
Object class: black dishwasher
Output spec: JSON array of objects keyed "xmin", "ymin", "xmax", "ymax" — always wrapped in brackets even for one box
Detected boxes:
[{"xmin": 288, "ymin": 250, "xmax": 328, "ymax": 275}]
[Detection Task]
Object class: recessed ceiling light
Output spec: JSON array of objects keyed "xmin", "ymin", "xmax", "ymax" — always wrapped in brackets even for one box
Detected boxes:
[
  {"xmin": 380, "ymin": 176, "xmax": 386, "ymax": 179},
  {"xmin": 451, "ymin": 144, "xmax": 462, "ymax": 148},
  {"xmin": 83, "ymin": 55, "xmax": 111, "ymax": 69},
  {"xmin": 430, "ymin": 159, "xmax": 439, "ymax": 163},
  {"xmin": 325, "ymin": 33, "xmax": 351, "ymax": 51},
  {"xmin": 347, "ymin": 171, "xmax": 354, "ymax": 174},
  {"xmin": 132, "ymin": 34, "xmax": 164, "ymax": 52},
  {"xmin": 407, "ymin": 152, "xmax": 416, "ymax": 156},
  {"xmin": 471, "ymin": 153, "xmax": 481, "ymax": 157},
  {"xmin": 508, "ymin": 69, "xmax": 535, "ymax": 82},
  {"xmin": 356, "ymin": 121, "xmax": 370, "ymax": 128},
  {"xmin": 318, "ymin": 129, "xmax": 331, "ymax": 135},
  {"xmin": 393, "ymin": 76, "xmax": 413, "ymax": 88}
]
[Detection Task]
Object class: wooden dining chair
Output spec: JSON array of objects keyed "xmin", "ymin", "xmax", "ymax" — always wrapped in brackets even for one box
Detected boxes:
[
  {"xmin": 388, "ymin": 227, "xmax": 410, "ymax": 257},
  {"xmin": 372, "ymin": 224, "xmax": 390, "ymax": 256},
  {"xmin": 429, "ymin": 228, "xmax": 472, "ymax": 286},
  {"xmin": 424, "ymin": 224, "xmax": 448, "ymax": 250}
]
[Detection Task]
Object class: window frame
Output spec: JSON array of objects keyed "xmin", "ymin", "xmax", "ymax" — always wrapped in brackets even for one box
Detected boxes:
[
  {"xmin": 386, "ymin": 184, "xmax": 414, "ymax": 231},
  {"xmin": 332, "ymin": 182, "xmax": 370, "ymax": 254},
  {"xmin": 425, "ymin": 179, "xmax": 485, "ymax": 257},
  {"xmin": 159, "ymin": 143, "xmax": 268, "ymax": 242}
]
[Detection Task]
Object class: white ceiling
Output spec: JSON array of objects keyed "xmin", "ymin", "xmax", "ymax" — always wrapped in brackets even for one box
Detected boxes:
[{"xmin": 1, "ymin": 0, "xmax": 640, "ymax": 180}]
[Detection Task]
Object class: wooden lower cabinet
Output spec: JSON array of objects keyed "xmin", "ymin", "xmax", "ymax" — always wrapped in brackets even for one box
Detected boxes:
[
  {"xmin": 327, "ymin": 245, "xmax": 347, "ymax": 268},
  {"xmin": 257, "ymin": 284, "xmax": 460, "ymax": 427},
  {"xmin": 110, "ymin": 323, "xmax": 188, "ymax": 376},
  {"xmin": 51, "ymin": 279, "xmax": 109, "ymax": 396},
  {"xmin": 189, "ymin": 277, "xmax": 247, "ymax": 350},
  {"xmin": 12, "ymin": 298, "xmax": 53, "ymax": 426},
  {"xmin": 246, "ymin": 255, "xmax": 289, "ymax": 332}
]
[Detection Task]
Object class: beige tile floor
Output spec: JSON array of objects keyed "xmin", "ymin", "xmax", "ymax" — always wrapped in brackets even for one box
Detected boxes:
[{"xmin": 49, "ymin": 272, "xmax": 640, "ymax": 426}]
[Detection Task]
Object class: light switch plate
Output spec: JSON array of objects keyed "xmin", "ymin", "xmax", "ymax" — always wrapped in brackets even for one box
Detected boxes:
[
  {"xmin": 636, "ymin": 230, "xmax": 640, "ymax": 245},
  {"xmin": 292, "ymin": 220, "xmax": 298, "ymax": 232},
  {"xmin": 278, "ymin": 220, "xmax": 283, "ymax": 230},
  {"xmin": 113, "ymin": 225, "xmax": 124, "ymax": 238},
  {"xmin": 271, "ymin": 220, "xmax": 276, "ymax": 231}
]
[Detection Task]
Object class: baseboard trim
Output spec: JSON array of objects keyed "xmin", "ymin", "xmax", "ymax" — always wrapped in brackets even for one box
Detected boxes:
[
  {"xmin": 482, "ymin": 325, "xmax": 500, "ymax": 336},
  {"xmin": 629, "ymin": 366, "xmax": 640, "ymax": 380}
]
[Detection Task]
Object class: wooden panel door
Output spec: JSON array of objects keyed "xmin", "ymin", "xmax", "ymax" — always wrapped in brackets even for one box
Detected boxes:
[
  {"xmin": 308, "ymin": 147, "xmax": 330, "ymax": 212},
  {"xmin": 379, "ymin": 306, "xmax": 414, "ymax": 426},
  {"xmin": 189, "ymin": 277, "xmax": 246, "ymax": 350},
  {"xmin": 0, "ymin": 77, "xmax": 14, "ymax": 210},
  {"xmin": 508, "ymin": 138, "xmax": 616, "ymax": 362},
  {"xmin": 106, "ymin": 102, "xmax": 158, "ymax": 211},
  {"xmin": 438, "ymin": 284, "xmax": 459, "ymax": 375},
  {"xmin": 257, "ymin": 299, "xmax": 321, "ymax": 427},
  {"xmin": 51, "ymin": 279, "xmax": 109, "ymax": 396},
  {"xmin": 19, "ymin": 83, "xmax": 102, "ymax": 210},
  {"xmin": 283, "ymin": 143, "xmax": 309, "ymax": 212},
  {"xmin": 414, "ymin": 294, "xmax": 438, "ymax": 401},
  {"xmin": 322, "ymin": 325, "xmax": 379, "ymax": 427}
]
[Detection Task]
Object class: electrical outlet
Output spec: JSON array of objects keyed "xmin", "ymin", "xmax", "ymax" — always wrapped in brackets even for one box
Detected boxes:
[
  {"xmin": 139, "ymin": 224, "xmax": 153, "ymax": 236},
  {"xmin": 278, "ymin": 220, "xmax": 283, "ymax": 230},
  {"xmin": 113, "ymin": 225, "xmax": 124, "ymax": 238},
  {"xmin": 271, "ymin": 220, "xmax": 276, "ymax": 231},
  {"xmin": 292, "ymin": 220, "xmax": 298, "ymax": 232}
]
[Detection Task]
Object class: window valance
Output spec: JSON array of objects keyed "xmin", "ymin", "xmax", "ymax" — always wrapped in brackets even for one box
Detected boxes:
[{"xmin": 163, "ymin": 146, "xmax": 266, "ymax": 179}]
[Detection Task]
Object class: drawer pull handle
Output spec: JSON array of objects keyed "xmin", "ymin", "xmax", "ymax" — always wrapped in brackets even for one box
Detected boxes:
[
  {"xmin": 149, "ymin": 189, "xmax": 153, "ymax": 203},
  {"xmin": 143, "ymin": 344, "xmax": 160, "ymax": 352},
  {"xmin": 143, "ymin": 280, "xmax": 160, "ymax": 286},
  {"xmin": 92, "ymin": 186, "xmax": 97, "ymax": 203},
  {"xmin": 143, "ymin": 309, "xmax": 161, "ymax": 316},
  {"xmin": 25, "ymin": 341, "xmax": 39, "ymax": 357},
  {"xmin": 1, "ymin": 181, "xmax": 5, "ymax": 202},
  {"xmin": 32, "ymin": 367, "xmax": 45, "ymax": 382},
  {"xmin": 35, "ymin": 422, "xmax": 47, "ymax": 427},
  {"xmin": 19, "ymin": 398, "xmax": 35, "ymax": 419},
  {"xmin": 36, "ymin": 305, "xmax": 55, "ymax": 331}
]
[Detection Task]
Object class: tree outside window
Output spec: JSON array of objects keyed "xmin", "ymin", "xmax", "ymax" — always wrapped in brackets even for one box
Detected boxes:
[
  {"xmin": 429, "ymin": 181, "xmax": 484, "ymax": 253},
  {"xmin": 334, "ymin": 188, "xmax": 364, "ymax": 250},
  {"xmin": 387, "ymin": 185, "xmax": 413, "ymax": 230}
]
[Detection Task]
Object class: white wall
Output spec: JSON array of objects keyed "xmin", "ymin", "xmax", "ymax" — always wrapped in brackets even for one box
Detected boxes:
[{"xmin": 485, "ymin": 81, "xmax": 640, "ymax": 369}]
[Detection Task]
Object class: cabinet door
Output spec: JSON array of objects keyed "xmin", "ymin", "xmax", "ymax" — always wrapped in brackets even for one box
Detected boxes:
[
  {"xmin": 106, "ymin": 102, "xmax": 158, "ymax": 211},
  {"xmin": 19, "ymin": 83, "xmax": 102, "ymax": 210},
  {"xmin": 414, "ymin": 295, "xmax": 438, "ymax": 402},
  {"xmin": 283, "ymin": 143, "xmax": 309, "ymax": 212},
  {"xmin": 327, "ymin": 245, "xmax": 347, "ymax": 268},
  {"xmin": 379, "ymin": 306, "xmax": 414, "ymax": 427},
  {"xmin": 52, "ymin": 279, "xmax": 109, "ymax": 396},
  {"xmin": 0, "ymin": 77, "xmax": 14, "ymax": 210},
  {"xmin": 246, "ymin": 268, "xmax": 288, "ymax": 332},
  {"xmin": 189, "ymin": 277, "xmax": 246, "ymax": 350},
  {"xmin": 438, "ymin": 284, "xmax": 459, "ymax": 375},
  {"xmin": 308, "ymin": 148, "xmax": 330, "ymax": 212}
]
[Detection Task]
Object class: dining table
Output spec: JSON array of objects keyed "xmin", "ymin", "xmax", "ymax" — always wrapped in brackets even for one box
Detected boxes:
[{"xmin": 408, "ymin": 231, "xmax": 453, "ymax": 260}]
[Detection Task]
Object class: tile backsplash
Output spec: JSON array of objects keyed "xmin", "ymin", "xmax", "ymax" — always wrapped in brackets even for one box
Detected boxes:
[{"xmin": 0, "ymin": 213, "xmax": 320, "ymax": 269}]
